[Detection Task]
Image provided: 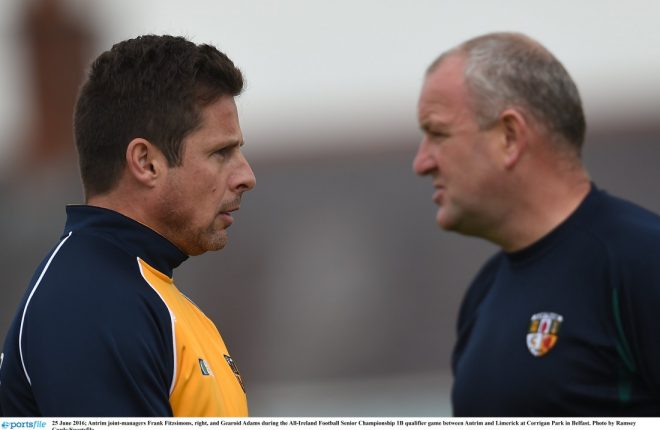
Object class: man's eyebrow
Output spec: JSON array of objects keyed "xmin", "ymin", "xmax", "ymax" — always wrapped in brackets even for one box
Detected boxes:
[
  {"xmin": 213, "ymin": 138, "xmax": 244, "ymax": 148},
  {"xmin": 420, "ymin": 120, "xmax": 448, "ymax": 132}
]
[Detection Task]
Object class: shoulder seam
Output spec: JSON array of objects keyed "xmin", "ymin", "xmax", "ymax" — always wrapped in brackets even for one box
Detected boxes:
[
  {"xmin": 19, "ymin": 231, "xmax": 73, "ymax": 386},
  {"xmin": 136, "ymin": 257, "xmax": 177, "ymax": 397}
]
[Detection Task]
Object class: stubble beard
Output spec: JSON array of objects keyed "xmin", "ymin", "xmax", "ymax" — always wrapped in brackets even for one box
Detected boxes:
[
  {"xmin": 197, "ymin": 222, "xmax": 228, "ymax": 254},
  {"xmin": 157, "ymin": 196, "xmax": 228, "ymax": 256},
  {"xmin": 174, "ymin": 196, "xmax": 244, "ymax": 255},
  {"xmin": 173, "ymin": 215, "xmax": 228, "ymax": 256}
]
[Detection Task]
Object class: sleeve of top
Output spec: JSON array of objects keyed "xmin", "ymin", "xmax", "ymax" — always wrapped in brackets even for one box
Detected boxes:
[
  {"xmin": 620, "ymin": 249, "xmax": 660, "ymax": 398},
  {"xmin": 452, "ymin": 252, "xmax": 502, "ymax": 374},
  {"xmin": 20, "ymin": 236, "xmax": 175, "ymax": 417}
]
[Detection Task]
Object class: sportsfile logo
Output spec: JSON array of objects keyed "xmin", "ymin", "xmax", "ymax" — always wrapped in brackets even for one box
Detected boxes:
[{"xmin": 1, "ymin": 421, "xmax": 47, "ymax": 429}]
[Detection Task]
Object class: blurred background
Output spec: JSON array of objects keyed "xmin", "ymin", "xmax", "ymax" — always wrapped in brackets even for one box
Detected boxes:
[{"xmin": 1, "ymin": 0, "xmax": 659, "ymax": 417}]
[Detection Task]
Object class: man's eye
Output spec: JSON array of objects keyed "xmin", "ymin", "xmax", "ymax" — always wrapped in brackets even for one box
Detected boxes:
[
  {"xmin": 214, "ymin": 147, "xmax": 232, "ymax": 157},
  {"xmin": 428, "ymin": 131, "xmax": 448, "ymax": 139}
]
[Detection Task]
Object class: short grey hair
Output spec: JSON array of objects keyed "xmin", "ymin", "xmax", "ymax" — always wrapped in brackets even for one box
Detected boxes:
[{"xmin": 428, "ymin": 32, "xmax": 586, "ymax": 153}]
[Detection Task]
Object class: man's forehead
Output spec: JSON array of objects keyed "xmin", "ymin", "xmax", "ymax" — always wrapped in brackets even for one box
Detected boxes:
[
  {"xmin": 423, "ymin": 54, "xmax": 466, "ymax": 94},
  {"xmin": 419, "ymin": 56, "xmax": 468, "ymax": 111}
]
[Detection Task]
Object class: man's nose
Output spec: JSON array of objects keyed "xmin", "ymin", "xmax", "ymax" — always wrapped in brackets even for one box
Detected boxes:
[
  {"xmin": 413, "ymin": 138, "xmax": 436, "ymax": 176},
  {"xmin": 233, "ymin": 153, "xmax": 256, "ymax": 193}
]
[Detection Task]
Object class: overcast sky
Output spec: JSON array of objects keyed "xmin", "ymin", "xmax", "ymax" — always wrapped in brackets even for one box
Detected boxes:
[{"xmin": 1, "ymin": 0, "xmax": 659, "ymax": 161}]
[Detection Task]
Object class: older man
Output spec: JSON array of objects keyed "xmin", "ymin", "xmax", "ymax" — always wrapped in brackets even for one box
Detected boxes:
[{"xmin": 414, "ymin": 32, "xmax": 660, "ymax": 416}]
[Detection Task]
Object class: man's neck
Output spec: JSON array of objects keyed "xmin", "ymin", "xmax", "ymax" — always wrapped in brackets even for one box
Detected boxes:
[
  {"xmin": 493, "ymin": 166, "xmax": 592, "ymax": 253},
  {"xmin": 87, "ymin": 190, "xmax": 150, "ymax": 229}
]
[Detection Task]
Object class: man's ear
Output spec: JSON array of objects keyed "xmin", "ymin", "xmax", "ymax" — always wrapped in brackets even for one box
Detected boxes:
[
  {"xmin": 125, "ymin": 138, "xmax": 166, "ymax": 187},
  {"xmin": 498, "ymin": 108, "xmax": 530, "ymax": 169}
]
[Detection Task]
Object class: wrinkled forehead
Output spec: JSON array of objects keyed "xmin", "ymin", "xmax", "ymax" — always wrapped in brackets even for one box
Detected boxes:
[
  {"xmin": 418, "ymin": 55, "xmax": 470, "ymax": 119},
  {"xmin": 422, "ymin": 53, "xmax": 467, "ymax": 94}
]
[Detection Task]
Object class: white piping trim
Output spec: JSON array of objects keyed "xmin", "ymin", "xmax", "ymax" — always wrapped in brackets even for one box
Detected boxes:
[
  {"xmin": 19, "ymin": 231, "xmax": 73, "ymax": 386},
  {"xmin": 137, "ymin": 257, "xmax": 177, "ymax": 396}
]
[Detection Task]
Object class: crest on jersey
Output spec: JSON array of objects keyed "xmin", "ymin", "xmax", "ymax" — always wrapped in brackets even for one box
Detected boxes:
[
  {"xmin": 224, "ymin": 354, "xmax": 246, "ymax": 393},
  {"xmin": 526, "ymin": 312, "xmax": 563, "ymax": 357}
]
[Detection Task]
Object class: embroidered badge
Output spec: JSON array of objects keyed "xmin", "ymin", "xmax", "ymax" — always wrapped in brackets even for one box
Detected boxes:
[
  {"xmin": 198, "ymin": 358, "xmax": 213, "ymax": 376},
  {"xmin": 526, "ymin": 312, "xmax": 563, "ymax": 357},
  {"xmin": 224, "ymin": 354, "xmax": 246, "ymax": 393}
]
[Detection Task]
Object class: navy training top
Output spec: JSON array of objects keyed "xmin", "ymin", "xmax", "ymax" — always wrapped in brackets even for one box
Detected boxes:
[
  {"xmin": 0, "ymin": 205, "xmax": 187, "ymax": 416},
  {"xmin": 452, "ymin": 184, "xmax": 660, "ymax": 416}
]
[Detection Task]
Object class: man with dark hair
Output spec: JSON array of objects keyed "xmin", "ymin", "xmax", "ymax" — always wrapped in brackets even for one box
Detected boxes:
[
  {"xmin": 0, "ymin": 35, "xmax": 255, "ymax": 416},
  {"xmin": 414, "ymin": 32, "xmax": 660, "ymax": 416}
]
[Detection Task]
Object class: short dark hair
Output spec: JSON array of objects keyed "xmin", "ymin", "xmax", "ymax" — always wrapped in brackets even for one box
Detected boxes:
[
  {"xmin": 429, "ymin": 32, "xmax": 586, "ymax": 153},
  {"xmin": 74, "ymin": 35, "xmax": 244, "ymax": 197}
]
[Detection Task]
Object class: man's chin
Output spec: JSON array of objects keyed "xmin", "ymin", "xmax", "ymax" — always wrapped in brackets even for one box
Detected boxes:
[
  {"xmin": 212, "ymin": 230, "xmax": 229, "ymax": 249},
  {"xmin": 183, "ymin": 232, "xmax": 228, "ymax": 256},
  {"xmin": 436, "ymin": 209, "xmax": 459, "ymax": 232},
  {"xmin": 205, "ymin": 234, "xmax": 228, "ymax": 253},
  {"xmin": 436, "ymin": 209, "xmax": 450, "ymax": 229}
]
